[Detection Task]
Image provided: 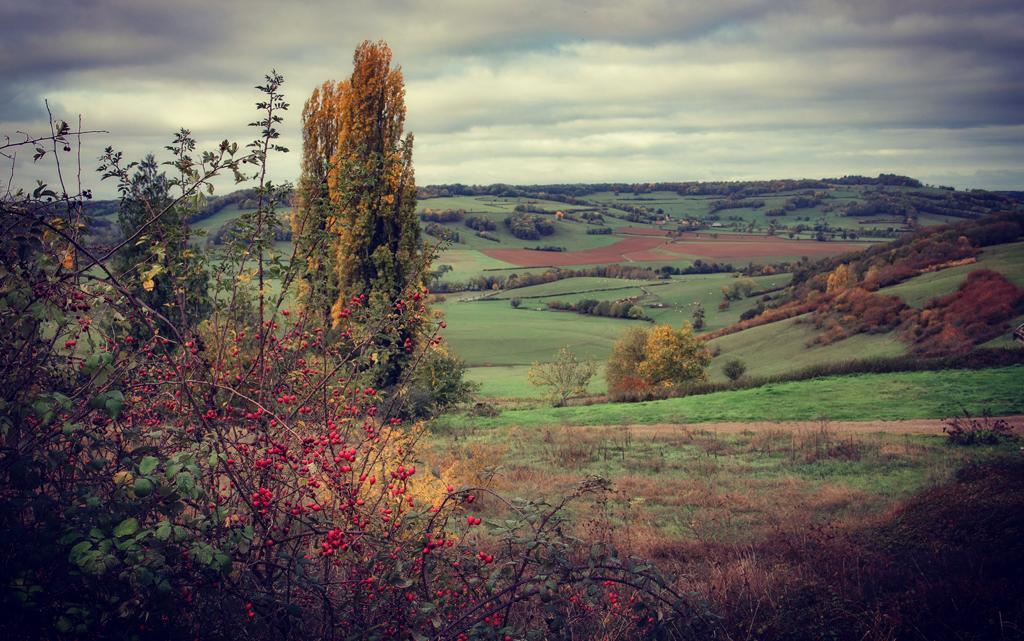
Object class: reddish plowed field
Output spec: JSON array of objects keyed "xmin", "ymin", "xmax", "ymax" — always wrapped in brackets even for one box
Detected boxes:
[
  {"xmin": 483, "ymin": 237, "xmax": 667, "ymax": 267},
  {"xmin": 483, "ymin": 234, "xmax": 870, "ymax": 267}
]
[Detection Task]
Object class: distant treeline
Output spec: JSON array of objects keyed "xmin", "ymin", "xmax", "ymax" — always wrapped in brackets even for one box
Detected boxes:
[
  {"xmin": 708, "ymin": 198, "xmax": 765, "ymax": 213},
  {"xmin": 839, "ymin": 188, "xmax": 1017, "ymax": 222},
  {"xmin": 430, "ymin": 264, "xmax": 666, "ymax": 293},
  {"xmin": 429, "ymin": 260, "xmax": 749, "ymax": 293},
  {"xmin": 416, "ymin": 174, "xmax": 926, "ymax": 201}
]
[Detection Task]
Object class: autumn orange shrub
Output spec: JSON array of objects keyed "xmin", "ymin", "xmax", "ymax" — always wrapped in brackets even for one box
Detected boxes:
[
  {"xmin": 701, "ymin": 293, "xmax": 826, "ymax": 341},
  {"xmin": 903, "ymin": 269, "xmax": 1024, "ymax": 356}
]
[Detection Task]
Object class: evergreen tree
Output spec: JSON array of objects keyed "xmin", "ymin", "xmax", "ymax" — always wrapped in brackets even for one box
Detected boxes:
[{"xmin": 113, "ymin": 155, "xmax": 210, "ymax": 337}]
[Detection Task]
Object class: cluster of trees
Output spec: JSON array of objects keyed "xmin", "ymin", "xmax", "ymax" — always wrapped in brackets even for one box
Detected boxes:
[
  {"xmin": 430, "ymin": 263, "xmax": 670, "ymax": 293},
  {"xmin": 419, "ymin": 207, "xmax": 465, "ymax": 222},
  {"xmin": 528, "ymin": 245, "xmax": 566, "ymax": 252},
  {"xmin": 423, "ymin": 221, "xmax": 460, "ymax": 243},
  {"xmin": 720, "ymin": 277, "xmax": 756, "ymax": 301},
  {"xmin": 803, "ymin": 265, "xmax": 1024, "ymax": 354},
  {"xmin": 902, "ymin": 269, "xmax": 1024, "ymax": 356},
  {"xmin": 765, "ymin": 192, "xmax": 827, "ymax": 216},
  {"xmin": 546, "ymin": 298, "xmax": 649, "ymax": 320},
  {"xmin": 676, "ymin": 178, "xmax": 834, "ymax": 197},
  {"xmin": 504, "ymin": 213, "xmax": 555, "ymax": 239},
  {"xmin": 463, "ymin": 215, "xmax": 497, "ymax": 231},
  {"xmin": 836, "ymin": 188, "xmax": 1019, "ymax": 223},
  {"xmin": 840, "ymin": 195, "xmax": 913, "ymax": 219},
  {"xmin": 707, "ymin": 198, "xmax": 765, "ymax": 213},
  {"xmin": 420, "ymin": 177, "xmax": 883, "ymax": 201},
  {"xmin": 806, "ymin": 287, "xmax": 907, "ymax": 346},
  {"xmin": 603, "ymin": 206, "xmax": 659, "ymax": 223},
  {"xmin": 586, "ymin": 227, "xmax": 613, "ymax": 234},
  {"xmin": 665, "ymin": 259, "xmax": 737, "ymax": 275},
  {"xmin": 513, "ymin": 203, "xmax": 552, "ymax": 214}
]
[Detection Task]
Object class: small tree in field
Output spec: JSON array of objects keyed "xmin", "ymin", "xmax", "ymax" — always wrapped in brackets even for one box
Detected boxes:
[
  {"xmin": 528, "ymin": 347, "xmax": 597, "ymax": 406},
  {"xmin": 723, "ymin": 358, "xmax": 747, "ymax": 381},
  {"xmin": 692, "ymin": 301, "xmax": 706, "ymax": 330},
  {"xmin": 637, "ymin": 323, "xmax": 711, "ymax": 388},
  {"xmin": 606, "ymin": 323, "xmax": 711, "ymax": 399}
]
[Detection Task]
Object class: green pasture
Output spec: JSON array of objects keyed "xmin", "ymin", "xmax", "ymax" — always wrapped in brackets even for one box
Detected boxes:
[
  {"xmin": 436, "ymin": 300, "xmax": 647, "ymax": 367},
  {"xmin": 707, "ymin": 315, "xmax": 907, "ymax": 380},
  {"xmin": 465, "ymin": 364, "xmax": 607, "ymax": 399},
  {"xmin": 434, "ymin": 366, "xmax": 1024, "ymax": 430},
  {"xmin": 432, "ymin": 249, "xmax": 517, "ymax": 282}
]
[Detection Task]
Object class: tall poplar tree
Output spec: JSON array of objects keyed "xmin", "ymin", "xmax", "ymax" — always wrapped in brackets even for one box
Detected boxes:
[
  {"xmin": 293, "ymin": 80, "xmax": 347, "ymax": 321},
  {"xmin": 295, "ymin": 40, "xmax": 428, "ymax": 389},
  {"xmin": 328, "ymin": 40, "xmax": 423, "ymax": 314}
]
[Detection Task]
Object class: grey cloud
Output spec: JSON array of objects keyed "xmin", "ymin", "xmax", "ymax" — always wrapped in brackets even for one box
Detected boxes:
[{"xmin": 2, "ymin": 0, "xmax": 1022, "ymax": 195}]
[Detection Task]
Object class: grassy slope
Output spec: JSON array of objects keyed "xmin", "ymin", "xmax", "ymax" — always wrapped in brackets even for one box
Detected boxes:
[
  {"xmin": 880, "ymin": 241, "xmax": 1024, "ymax": 307},
  {"xmin": 707, "ymin": 314, "xmax": 906, "ymax": 380},
  {"xmin": 435, "ymin": 366, "xmax": 1024, "ymax": 429}
]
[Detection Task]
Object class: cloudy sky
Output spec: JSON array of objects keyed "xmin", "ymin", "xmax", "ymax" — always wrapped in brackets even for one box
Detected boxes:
[{"xmin": 3, "ymin": 0, "xmax": 1023, "ymax": 197}]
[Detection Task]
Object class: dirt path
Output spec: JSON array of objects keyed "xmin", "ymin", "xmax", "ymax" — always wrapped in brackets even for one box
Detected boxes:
[{"xmin": 615, "ymin": 415, "xmax": 1024, "ymax": 437}]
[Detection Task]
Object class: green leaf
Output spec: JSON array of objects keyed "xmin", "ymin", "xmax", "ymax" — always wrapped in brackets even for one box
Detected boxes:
[
  {"xmin": 113, "ymin": 518, "xmax": 139, "ymax": 538},
  {"xmin": 154, "ymin": 521, "xmax": 172, "ymax": 541},
  {"xmin": 134, "ymin": 566, "xmax": 155, "ymax": 586},
  {"xmin": 69, "ymin": 541, "xmax": 92, "ymax": 562},
  {"xmin": 175, "ymin": 471, "xmax": 196, "ymax": 495},
  {"xmin": 132, "ymin": 478, "xmax": 154, "ymax": 497},
  {"xmin": 138, "ymin": 456, "xmax": 159, "ymax": 475},
  {"xmin": 89, "ymin": 390, "xmax": 124, "ymax": 420}
]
